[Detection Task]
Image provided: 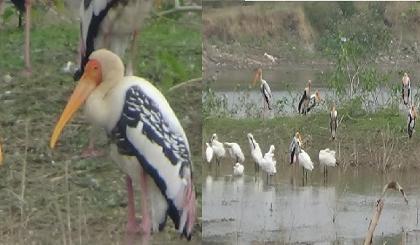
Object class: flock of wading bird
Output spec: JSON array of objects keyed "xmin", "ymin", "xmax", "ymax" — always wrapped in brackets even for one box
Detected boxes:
[
  {"xmin": 205, "ymin": 69, "xmax": 416, "ymax": 184},
  {"xmin": 1, "ymin": 0, "xmax": 201, "ymax": 241}
]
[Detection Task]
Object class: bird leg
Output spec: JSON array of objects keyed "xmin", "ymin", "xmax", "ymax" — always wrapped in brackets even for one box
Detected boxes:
[
  {"xmin": 139, "ymin": 168, "xmax": 151, "ymax": 235},
  {"xmin": 126, "ymin": 30, "xmax": 138, "ymax": 76},
  {"xmin": 126, "ymin": 175, "xmax": 142, "ymax": 234},
  {"xmin": 23, "ymin": 0, "xmax": 32, "ymax": 76}
]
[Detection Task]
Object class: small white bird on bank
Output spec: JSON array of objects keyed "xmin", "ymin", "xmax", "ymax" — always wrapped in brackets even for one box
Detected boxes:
[
  {"xmin": 233, "ymin": 162, "xmax": 244, "ymax": 176},
  {"xmin": 211, "ymin": 133, "xmax": 225, "ymax": 166},
  {"xmin": 205, "ymin": 142, "xmax": 213, "ymax": 163},
  {"xmin": 224, "ymin": 142, "xmax": 245, "ymax": 163},
  {"xmin": 263, "ymin": 52, "xmax": 277, "ymax": 63},
  {"xmin": 319, "ymin": 148, "xmax": 337, "ymax": 178}
]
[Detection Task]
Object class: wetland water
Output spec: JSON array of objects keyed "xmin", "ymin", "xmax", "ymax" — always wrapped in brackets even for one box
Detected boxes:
[
  {"xmin": 202, "ymin": 159, "xmax": 420, "ymax": 244},
  {"xmin": 205, "ymin": 66, "xmax": 420, "ymax": 118}
]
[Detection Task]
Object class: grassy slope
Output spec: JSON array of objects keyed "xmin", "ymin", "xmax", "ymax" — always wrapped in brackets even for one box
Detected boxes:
[
  {"xmin": 0, "ymin": 10, "xmax": 201, "ymax": 244},
  {"xmin": 204, "ymin": 109, "xmax": 420, "ymax": 171}
]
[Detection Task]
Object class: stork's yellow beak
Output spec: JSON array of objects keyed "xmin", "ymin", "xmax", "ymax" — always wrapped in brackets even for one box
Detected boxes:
[{"xmin": 50, "ymin": 60, "xmax": 101, "ymax": 149}]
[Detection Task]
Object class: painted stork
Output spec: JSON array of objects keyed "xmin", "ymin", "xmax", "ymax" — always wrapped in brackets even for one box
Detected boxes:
[
  {"xmin": 233, "ymin": 162, "xmax": 244, "ymax": 176},
  {"xmin": 298, "ymin": 80, "xmax": 311, "ymax": 115},
  {"xmin": 76, "ymin": 0, "xmax": 154, "ymax": 157},
  {"xmin": 288, "ymin": 132, "xmax": 302, "ymax": 164},
  {"xmin": 252, "ymin": 68, "xmax": 273, "ymax": 117},
  {"xmin": 306, "ymin": 90, "xmax": 321, "ymax": 113},
  {"xmin": 247, "ymin": 133, "xmax": 262, "ymax": 173},
  {"xmin": 205, "ymin": 142, "xmax": 213, "ymax": 164},
  {"xmin": 330, "ymin": 104, "xmax": 337, "ymax": 140},
  {"xmin": 49, "ymin": 49, "xmax": 196, "ymax": 239},
  {"xmin": 319, "ymin": 148, "xmax": 337, "ymax": 179},
  {"xmin": 224, "ymin": 142, "xmax": 245, "ymax": 163},
  {"xmin": 76, "ymin": 0, "xmax": 154, "ymax": 80},
  {"xmin": 210, "ymin": 133, "xmax": 225, "ymax": 166},
  {"xmin": 402, "ymin": 73, "xmax": 411, "ymax": 106},
  {"xmin": 408, "ymin": 105, "xmax": 416, "ymax": 138}
]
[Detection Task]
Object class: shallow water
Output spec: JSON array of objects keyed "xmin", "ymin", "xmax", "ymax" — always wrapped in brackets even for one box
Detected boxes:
[
  {"xmin": 205, "ymin": 67, "xmax": 419, "ymax": 118},
  {"xmin": 202, "ymin": 159, "xmax": 420, "ymax": 244}
]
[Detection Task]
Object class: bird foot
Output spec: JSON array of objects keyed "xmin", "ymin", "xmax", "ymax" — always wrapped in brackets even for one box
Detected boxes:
[
  {"xmin": 126, "ymin": 218, "xmax": 151, "ymax": 235},
  {"xmin": 81, "ymin": 147, "xmax": 104, "ymax": 158}
]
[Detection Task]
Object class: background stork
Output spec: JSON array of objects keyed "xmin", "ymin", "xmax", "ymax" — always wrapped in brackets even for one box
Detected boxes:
[
  {"xmin": 330, "ymin": 104, "xmax": 337, "ymax": 140},
  {"xmin": 408, "ymin": 105, "xmax": 416, "ymax": 138},
  {"xmin": 402, "ymin": 72, "xmax": 411, "ymax": 106},
  {"xmin": 76, "ymin": 0, "xmax": 154, "ymax": 157},
  {"xmin": 252, "ymin": 68, "xmax": 273, "ymax": 118},
  {"xmin": 50, "ymin": 49, "xmax": 196, "ymax": 239},
  {"xmin": 298, "ymin": 80, "xmax": 311, "ymax": 114}
]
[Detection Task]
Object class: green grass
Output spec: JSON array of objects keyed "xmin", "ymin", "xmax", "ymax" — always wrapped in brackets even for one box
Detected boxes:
[
  {"xmin": 204, "ymin": 108, "xmax": 419, "ymax": 171},
  {"xmin": 0, "ymin": 9, "xmax": 201, "ymax": 244}
]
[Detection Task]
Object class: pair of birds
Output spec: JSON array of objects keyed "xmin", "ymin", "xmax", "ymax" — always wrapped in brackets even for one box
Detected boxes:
[
  {"xmin": 251, "ymin": 69, "xmax": 322, "ymax": 117},
  {"xmin": 402, "ymin": 73, "xmax": 417, "ymax": 138},
  {"xmin": 205, "ymin": 134, "xmax": 245, "ymax": 176},
  {"xmin": 247, "ymin": 133, "xmax": 277, "ymax": 180},
  {"xmin": 289, "ymin": 132, "xmax": 337, "ymax": 179}
]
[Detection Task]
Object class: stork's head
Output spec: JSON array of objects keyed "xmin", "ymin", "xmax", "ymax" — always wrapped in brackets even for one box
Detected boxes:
[
  {"xmin": 295, "ymin": 132, "xmax": 302, "ymax": 145},
  {"xmin": 404, "ymin": 72, "xmax": 408, "ymax": 77},
  {"xmin": 331, "ymin": 103, "xmax": 336, "ymax": 112},
  {"xmin": 252, "ymin": 68, "xmax": 262, "ymax": 86},
  {"xmin": 307, "ymin": 80, "xmax": 312, "ymax": 89},
  {"xmin": 211, "ymin": 133, "xmax": 218, "ymax": 142},
  {"xmin": 50, "ymin": 49, "xmax": 124, "ymax": 149}
]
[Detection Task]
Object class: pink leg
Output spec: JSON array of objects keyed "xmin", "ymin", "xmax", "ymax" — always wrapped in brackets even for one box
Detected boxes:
[
  {"xmin": 182, "ymin": 177, "xmax": 196, "ymax": 237},
  {"xmin": 126, "ymin": 175, "xmax": 141, "ymax": 234},
  {"xmin": 23, "ymin": 0, "xmax": 31, "ymax": 76},
  {"xmin": 139, "ymin": 168, "xmax": 151, "ymax": 235}
]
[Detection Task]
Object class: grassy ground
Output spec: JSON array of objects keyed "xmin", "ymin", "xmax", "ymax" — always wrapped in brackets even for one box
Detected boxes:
[
  {"xmin": 0, "ymin": 7, "xmax": 201, "ymax": 245},
  {"xmin": 204, "ymin": 108, "xmax": 420, "ymax": 172}
]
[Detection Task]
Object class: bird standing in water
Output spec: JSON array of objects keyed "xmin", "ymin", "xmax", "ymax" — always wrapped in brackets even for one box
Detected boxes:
[
  {"xmin": 330, "ymin": 104, "xmax": 337, "ymax": 140},
  {"xmin": 289, "ymin": 132, "xmax": 302, "ymax": 164}
]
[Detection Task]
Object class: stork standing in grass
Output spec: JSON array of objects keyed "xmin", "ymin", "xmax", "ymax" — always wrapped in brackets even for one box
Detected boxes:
[
  {"xmin": 252, "ymin": 68, "xmax": 273, "ymax": 118},
  {"xmin": 0, "ymin": 0, "xmax": 32, "ymax": 74},
  {"xmin": 298, "ymin": 80, "xmax": 312, "ymax": 114},
  {"xmin": 210, "ymin": 133, "xmax": 225, "ymax": 166},
  {"xmin": 408, "ymin": 105, "xmax": 416, "ymax": 138},
  {"xmin": 306, "ymin": 90, "xmax": 321, "ymax": 113},
  {"xmin": 76, "ymin": 0, "xmax": 154, "ymax": 157},
  {"xmin": 224, "ymin": 142, "xmax": 245, "ymax": 164},
  {"xmin": 402, "ymin": 73, "xmax": 411, "ymax": 106},
  {"xmin": 319, "ymin": 148, "xmax": 337, "ymax": 179},
  {"xmin": 50, "ymin": 49, "xmax": 196, "ymax": 239},
  {"xmin": 330, "ymin": 104, "xmax": 337, "ymax": 140}
]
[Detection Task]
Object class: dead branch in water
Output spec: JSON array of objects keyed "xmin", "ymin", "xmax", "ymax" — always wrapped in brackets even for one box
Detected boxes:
[{"xmin": 364, "ymin": 181, "xmax": 408, "ymax": 244}]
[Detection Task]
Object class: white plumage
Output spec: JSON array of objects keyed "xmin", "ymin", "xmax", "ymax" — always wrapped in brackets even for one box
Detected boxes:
[
  {"xmin": 233, "ymin": 162, "xmax": 244, "ymax": 176},
  {"xmin": 205, "ymin": 142, "xmax": 213, "ymax": 163},
  {"xmin": 224, "ymin": 142, "xmax": 245, "ymax": 163},
  {"xmin": 319, "ymin": 148, "xmax": 337, "ymax": 167},
  {"xmin": 211, "ymin": 133, "xmax": 226, "ymax": 165},
  {"xmin": 50, "ymin": 50, "xmax": 195, "ymax": 239},
  {"xmin": 299, "ymin": 149, "xmax": 314, "ymax": 171},
  {"xmin": 260, "ymin": 145, "xmax": 276, "ymax": 175},
  {"xmin": 247, "ymin": 133, "xmax": 263, "ymax": 170}
]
